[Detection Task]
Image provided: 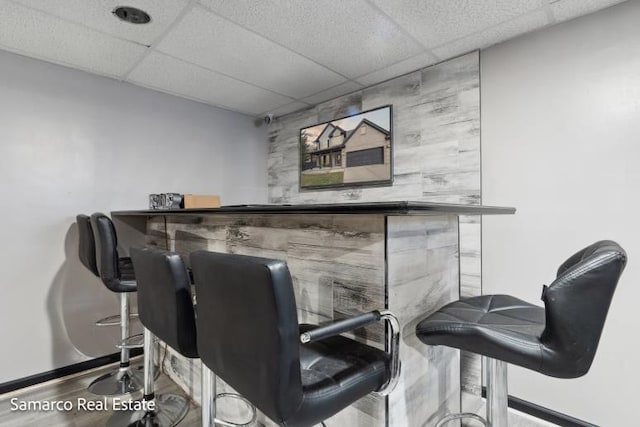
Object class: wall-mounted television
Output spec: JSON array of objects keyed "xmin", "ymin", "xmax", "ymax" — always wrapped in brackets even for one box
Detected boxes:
[{"xmin": 299, "ymin": 105, "xmax": 393, "ymax": 190}]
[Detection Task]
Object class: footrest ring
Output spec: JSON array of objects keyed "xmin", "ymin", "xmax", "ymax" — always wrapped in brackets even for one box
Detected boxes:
[
  {"xmin": 95, "ymin": 313, "xmax": 139, "ymax": 327},
  {"xmin": 435, "ymin": 412, "xmax": 487, "ymax": 427},
  {"xmin": 213, "ymin": 392, "xmax": 257, "ymax": 427},
  {"xmin": 115, "ymin": 333, "xmax": 145, "ymax": 349}
]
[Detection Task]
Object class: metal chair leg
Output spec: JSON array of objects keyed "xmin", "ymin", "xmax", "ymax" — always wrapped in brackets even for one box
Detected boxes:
[
  {"xmin": 88, "ymin": 293, "xmax": 144, "ymax": 396},
  {"xmin": 202, "ymin": 364, "xmax": 215, "ymax": 427},
  {"xmin": 107, "ymin": 328, "xmax": 190, "ymax": 427}
]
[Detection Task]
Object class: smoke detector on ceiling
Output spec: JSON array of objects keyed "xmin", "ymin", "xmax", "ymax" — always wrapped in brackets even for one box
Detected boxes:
[{"xmin": 113, "ymin": 6, "xmax": 151, "ymax": 24}]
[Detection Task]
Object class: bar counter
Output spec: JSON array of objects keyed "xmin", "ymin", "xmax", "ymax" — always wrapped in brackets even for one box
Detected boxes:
[
  {"xmin": 112, "ymin": 200, "xmax": 514, "ymax": 216},
  {"xmin": 112, "ymin": 201, "xmax": 514, "ymax": 427}
]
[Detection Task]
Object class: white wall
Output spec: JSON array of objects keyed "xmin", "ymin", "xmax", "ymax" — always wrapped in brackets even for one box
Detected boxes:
[
  {"xmin": 481, "ymin": 1, "xmax": 640, "ymax": 425},
  {"xmin": 0, "ymin": 50, "xmax": 267, "ymax": 383}
]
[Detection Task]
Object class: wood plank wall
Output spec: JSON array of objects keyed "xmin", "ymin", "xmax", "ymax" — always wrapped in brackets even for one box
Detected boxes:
[
  {"xmin": 147, "ymin": 213, "xmax": 388, "ymax": 426},
  {"xmin": 267, "ymin": 51, "xmax": 483, "ymax": 397},
  {"xmin": 146, "ymin": 212, "xmax": 462, "ymax": 426}
]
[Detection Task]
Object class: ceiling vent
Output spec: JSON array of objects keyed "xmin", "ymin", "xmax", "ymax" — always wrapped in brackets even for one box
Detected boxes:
[{"xmin": 113, "ymin": 6, "xmax": 151, "ymax": 24}]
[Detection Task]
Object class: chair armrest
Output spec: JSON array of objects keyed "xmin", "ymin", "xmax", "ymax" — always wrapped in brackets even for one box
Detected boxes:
[
  {"xmin": 300, "ymin": 310, "xmax": 382, "ymax": 343},
  {"xmin": 300, "ymin": 309, "xmax": 401, "ymax": 396}
]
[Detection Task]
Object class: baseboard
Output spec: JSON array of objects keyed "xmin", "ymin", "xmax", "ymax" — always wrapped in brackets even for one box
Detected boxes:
[
  {"xmin": 481, "ymin": 387, "xmax": 597, "ymax": 427},
  {"xmin": 0, "ymin": 348, "xmax": 143, "ymax": 395}
]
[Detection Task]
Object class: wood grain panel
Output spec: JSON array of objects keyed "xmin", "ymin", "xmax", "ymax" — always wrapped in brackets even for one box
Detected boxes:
[
  {"xmin": 267, "ymin": 51, "xmax": 483, "ymax": 406},
  {"xmin": 152, "ymin": 213, "xmax": 388, "ymax": 426},
  {"xmin": 387, "ymin": 215, "xmax": 461, "ymax": 426}
]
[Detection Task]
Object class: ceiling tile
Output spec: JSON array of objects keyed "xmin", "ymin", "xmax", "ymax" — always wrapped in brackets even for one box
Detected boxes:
[
  {"xmin": 127, "ymin": 52, "xmax": 294, "ymax": 115},
  {"xmin": 1, "ymin": 0, "xmax": 626, "ymax": 116},
  {"xmin": 198, "ymin": 0, "xmax": 424, "ymax": 79},
  {"xmin": 302, "ymin": 81, "xmax": 364, "ymax": 105},
  {"xmin": 356, "ymin": 51, "xmax": 439, "ymax": 87},
  {"xmin": 370, "ymin": 0, "xmax": 547, "ymax": 49},
  {"xmin": 0, "ymin": 0, "xmax": 147, "ymax": 78},
  {"xmin": 10, "ymin": 0, "xmax": 190, "ymax": 46},
  {"xmin": 433, "ymin": 11, "xmax": 550, "ymax": 61},
  {"xmin": 156, "ymin": 5, "xmax": 346, "ymax": 99},
  {"xmin": 550, "ymin": 0, "xmax": 629, "ymax": 23}
]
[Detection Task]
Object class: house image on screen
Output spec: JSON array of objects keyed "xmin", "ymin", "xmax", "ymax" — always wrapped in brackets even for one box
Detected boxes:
[{"xmin": 303, "ymin": 118, "xmax": 391, "ymax": 185}]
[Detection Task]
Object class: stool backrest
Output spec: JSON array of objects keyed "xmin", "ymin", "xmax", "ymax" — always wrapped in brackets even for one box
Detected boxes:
[
  {"xmin": 130, "ymin": 247, "xmax": 198, "ymax": 358},
  {"xmin": 542, "ymin": 240, "xmax": 627, "ymax": 377},
  {"xmin": 90, "ymin": 213, "xmax": 124, "ymax": 291},
  {"xmin": 76, "ymin": 214, "xmax": 99, "ymax": 277},
  {"xmin": 190, "ymin": 251, "xmax": 303, "ymax": 424}
]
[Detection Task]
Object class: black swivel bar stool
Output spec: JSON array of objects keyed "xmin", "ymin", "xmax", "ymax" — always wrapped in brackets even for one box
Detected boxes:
[
  {"xmin": 76, "ymin": 214, "xmax": 144, "ymax": 396},
  {"xmin": 107, "ymin": 247, "xmax": 199, "ymax": 426},
  {"xmin": 112, "ymin": 247, "xmax": 257, "ymax": 427},
  {"xmin": 190, "ymin": 251, "xmax": 401, "ymax": 427},
  {"xmin": 416, "ymin": 240, "xmax": 627, "ymax": 426}
]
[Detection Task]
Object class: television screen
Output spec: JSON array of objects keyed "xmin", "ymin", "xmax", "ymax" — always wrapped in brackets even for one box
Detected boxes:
[{"xmin": 299, "ymin": 105, "xmax": 393, "ymax": 190}]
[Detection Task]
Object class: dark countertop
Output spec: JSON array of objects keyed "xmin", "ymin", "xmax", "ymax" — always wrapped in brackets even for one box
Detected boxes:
[{"xmin": 112, "ymin": 201, "xmax": 515, "ymax": 216}]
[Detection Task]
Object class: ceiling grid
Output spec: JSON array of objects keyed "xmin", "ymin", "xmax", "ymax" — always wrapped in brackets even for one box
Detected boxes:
[{"xmin": 0, "ymin": 0, "xmax": 628, "ymax": 116}]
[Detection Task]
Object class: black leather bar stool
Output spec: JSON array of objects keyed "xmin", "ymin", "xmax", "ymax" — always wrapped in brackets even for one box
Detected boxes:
[
  {"xmin": 77, "ymin": 214, "xmax": 138, "ymax": 324},
  {"xmin": 77, "ymin": 213, "xmax": 144, "ymax": 330},
  {"xmin": 113, "ymin": 247, "xmax": 257, "ymax": 427},
  {"xmin": 415, "ymin": 240, "xmax": 627, "ymax": 426},
  {"xmin": 76, "ymin": 214, "xmax": 142, "ymax": 396},
  {"xmin": 107, "ymin": 247, "xmax": 199, "ymax": 426},
  {"xmin": 82, "ymin": 213, "xmax": 145, "ymax": 396},
  {"xmin": 190, "ymin": 251, "xmax": 401, "ymax": 427}
]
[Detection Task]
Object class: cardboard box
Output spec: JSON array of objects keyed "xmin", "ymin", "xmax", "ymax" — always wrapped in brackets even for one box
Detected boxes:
[{"xmin": 183, "ymin": 194, "xmax": 221, "ymax": 209}]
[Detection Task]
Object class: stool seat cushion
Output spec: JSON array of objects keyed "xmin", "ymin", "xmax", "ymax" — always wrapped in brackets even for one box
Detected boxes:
[
  {"xmin": 416, "ymin": 295, "xmax": 545, "ymax": 374},
  {"xmin": 287, "ymin": 324, "xmax": 390, "ymax": 427},
  {"xmin": 416, "ymin": 240, "xmax": 627, "ymax": 379}
]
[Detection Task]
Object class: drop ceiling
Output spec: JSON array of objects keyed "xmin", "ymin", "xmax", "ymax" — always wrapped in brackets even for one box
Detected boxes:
[{"xmin": 0, "ymin": 0, "xmax": 628, "ymax": 117}]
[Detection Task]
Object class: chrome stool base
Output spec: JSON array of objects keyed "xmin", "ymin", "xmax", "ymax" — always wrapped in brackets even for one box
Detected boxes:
[
  {"xmin": 88, "ymin": 365, "xmax": 145, "ymax": 396},
  {"xmin": 106, "ymin": 394, "xmax": 190, "ymax": 427},
  {"xmin": 108, "ymin": 328, "xmax": 191, "ymax": 427},
  {"xmin": 89, "ymin": 293, "xmax": 143, "ymax": 396}
]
